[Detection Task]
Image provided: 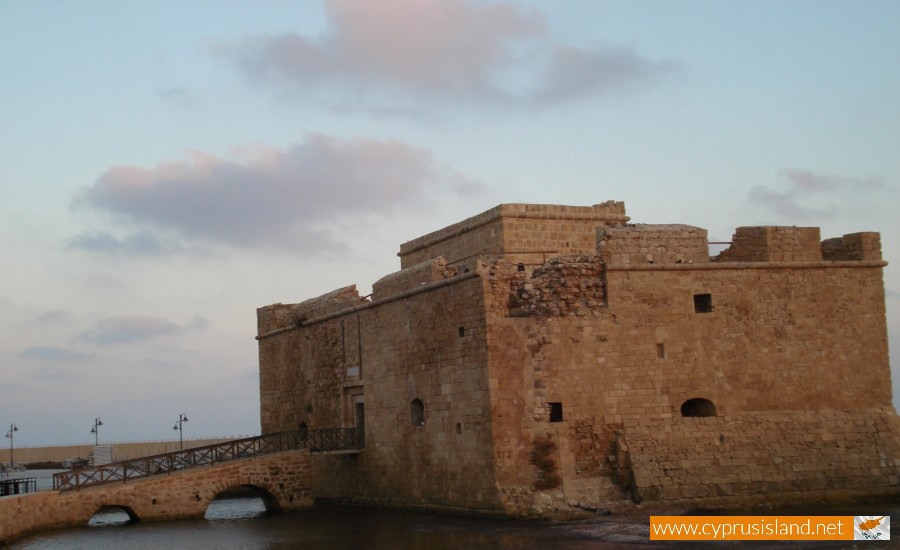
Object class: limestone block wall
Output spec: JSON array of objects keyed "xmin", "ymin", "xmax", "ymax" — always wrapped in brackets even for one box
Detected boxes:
[
  {"xmin": 821, "ymin": 231, "xmax": 883, "ymax": 261},
  {"xmin": 258, "ymin": 271, "xmax": 504, "ymax": 513},
  {"xmin": 715, "ymin": 226, "xmax": 823, "ymax": 262},
  {"xmin": 372, "ymin": 257, "xmax": 457, "ymax": 300},
  {"xmin": 257, "ymin": 285, "xmax": 367, "ymax": 334},
  {"xmin": 624, "ymin": 409, "xmax": 900, "ymax": 505},
  {"xmin": 602, "ymin": 264, "xmax": 891, "ymax": 413},
  {"xmin": 398, "ymin": 202, "xmax": 629, "ymax": 269},
  {"xmin": 597, "ymin": 224, "xmax": 710, "ymax": 265},
  {"xmin": 479, "ymin": 250, "xmax": 894, "ymax": 513},
  {"xmin": 0, "ymin": 450, "xmax": 312, "ymax": 545}
]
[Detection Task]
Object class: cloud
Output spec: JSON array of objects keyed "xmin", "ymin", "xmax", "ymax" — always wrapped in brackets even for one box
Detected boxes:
[
  {"xmin": 80, "ymin": 315, "xmax": 207, "ymax": 346},
  {"xmin": 66, "ymin": 230, "xmax": 175, "ymax": 256},
  {"xmin": 30, "ymin": 310, "xmax": 73, "ymax": 325},
  {"xmin": 529, "ymin": 44, "xmax": 678, "ymax": 106},
  {"xmin": 30, "ymin": 366, "xmax": 87, "ymax": 382},
  {"xmin": 221, "ymin": 0, "xmax": 670, "ymax": 106},
  {"xmin": 75, "ymin": 134, "xmax": 482, "ymax": 253},
  {"xmin": 20, "ymin": 346, "xmax": 91, "ymax": 362},
  {"xmin": 749, "ymin": 169, "xmax": 893, "ymax": 220}
]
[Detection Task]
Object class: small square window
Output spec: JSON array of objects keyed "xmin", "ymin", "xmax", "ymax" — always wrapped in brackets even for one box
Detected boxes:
[
  {"xmin": 694, "ymin": 293, "xmax": 713, "ymax": 313},
  {"xmin": 549, "ymin": 402, "xmax": 563, "ymax": 423}
]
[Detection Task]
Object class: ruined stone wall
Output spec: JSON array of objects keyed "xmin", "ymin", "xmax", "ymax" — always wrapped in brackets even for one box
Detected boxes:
[
  {"xmin": 715, "ymin": 226, "xmax": 823, "ymax": 263},
  {"xmin": 821, "ymin": 231, "xmax": 882, "ymax": 261},
  {"xmin": 624, "ymin": 409, "xmax": 900, "ymax": 505},
  {"xmin": 258, "ymin": 268, "xmax": 503, "ymax": 513},
  {"xmin": 398, "ymin": 202, "xmax": 628, "ymax": 269}
]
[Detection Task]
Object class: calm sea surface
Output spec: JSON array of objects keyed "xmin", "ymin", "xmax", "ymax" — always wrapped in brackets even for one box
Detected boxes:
[{"xmin": 5, "ymin": 471, "xmax": 897, "ymax": 549}]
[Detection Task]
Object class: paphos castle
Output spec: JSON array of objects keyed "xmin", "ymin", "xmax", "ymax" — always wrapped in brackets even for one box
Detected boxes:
[{"xmin": 256, "ymin": 201, "xmax": 899, "ymax": 515}]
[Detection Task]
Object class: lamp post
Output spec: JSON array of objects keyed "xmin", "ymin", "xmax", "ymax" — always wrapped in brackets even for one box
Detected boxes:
[
  {"xmin": 173, "ymin": 413, "xmax": 188, "ymax": 450},
  {"xmin": 90, "ymin": 418, "xmax": 103, "ymax": 446},
  {"xmin": 5, "ymin": 424, "xmax": 18, "ymax": 470}
]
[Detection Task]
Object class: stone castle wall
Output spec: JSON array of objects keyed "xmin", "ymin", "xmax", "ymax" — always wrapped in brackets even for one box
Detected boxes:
[
  {"xmin": 476, "ymin": 221, "xmax": 895, "ymax": 513},
  {"xmin": 624, "ymin": 409, "xmax": 900, "ymax": 505},
  {"xmin": 258, "ymin": 269, "xmax": 505, "ymax": 513},
  {"xmin": 715, "ymin": 226, "xmax": 822, "ymax": 263},
  {"xmin": 597, "ymin": 224, "xmax": 710, "ymax": 265},
  {"xmin": 398, "ymin": 202, "xmax": 628, "ymax": 269},
  {"xmin": 257, "ymin": 202, "xmax": 899, "ymax": 515}
]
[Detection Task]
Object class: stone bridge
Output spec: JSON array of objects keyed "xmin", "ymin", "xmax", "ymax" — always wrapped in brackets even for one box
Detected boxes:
[{"xmin": 0, "ymin": 430, "xmax": 354, "ymax": 545}]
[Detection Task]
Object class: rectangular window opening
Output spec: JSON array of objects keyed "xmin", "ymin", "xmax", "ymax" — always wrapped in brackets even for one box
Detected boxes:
[
  {"xmin": 458, "ymin": 326, "xmax": 465, "ymax": 337},
  {"xmin": 693, "ymin": 293, "xmax": 713, "ymax": 313},
  {"xmin": 549, "ymin": 402, "xmax": 563, "ymax": 423},
  {"xmin": 656, "ymin": 343, "xmax": 666, "ymax": 359},
  {"xmin": 456, "ymin": 422, "xmax": 462, "ymax": 434}
]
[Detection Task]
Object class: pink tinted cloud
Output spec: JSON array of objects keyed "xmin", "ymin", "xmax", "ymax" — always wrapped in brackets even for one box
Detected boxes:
[
  {"xmin": 74, "ymin": 134, "xmax": 481, "ymax": 253},
  {"xmin": 225, "ymin": 0, "xmax": 669, "ymax": 105},
  {"xmin": 326, "ymin": 0, "xmax": 542, "ymax": 93}
]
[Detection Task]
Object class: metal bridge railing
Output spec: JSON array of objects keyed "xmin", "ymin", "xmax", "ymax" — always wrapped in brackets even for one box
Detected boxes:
[
  {"xmin": 308, "ymin": 427, "xmax": 365, "ymax": 452},
  {"xmin": 0, "ymin": 477, "xmax": 37, "ymax": 497},
  {"xmin": 53, "ymin": 428, "xmax": 362, "ymax": 491}
]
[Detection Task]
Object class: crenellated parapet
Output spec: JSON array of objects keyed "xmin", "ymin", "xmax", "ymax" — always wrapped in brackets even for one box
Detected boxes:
[
  {"xmin": 597, "ymin": 224, "xmax": 710, "ymax": 265},
  {"xmin": 714, "ymin": 226, "xmax": 822, "ymax": 262},
  {"xmin": 372, "ymin": 257, "xmax": 458, "ymax": 301},
  {"xmin": 257, "ymin": 285, "xmax": 367, "ymax": 335},
  {"xmin": 821, "ymin": 231, "xmax": 882, "ymax": 261}
]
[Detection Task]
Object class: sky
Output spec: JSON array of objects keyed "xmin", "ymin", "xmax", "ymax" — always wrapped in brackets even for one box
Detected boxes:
[{"xmin": 1, "ymin": 0, "xmax": 898, "ymax": 447}]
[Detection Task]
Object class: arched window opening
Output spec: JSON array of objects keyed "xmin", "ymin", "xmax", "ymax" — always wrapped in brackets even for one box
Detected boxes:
[
  {"xmin": 681, "ymin": 398, "xmax": 717, "ymax": 418},
  {"xmin": 88, "ymin": 505, "xmax": 139, "ymax": 526},
  {"xmin": 205, "ymin": 484, "xmax": 280, "ymax": 520},
  {"xmin": 410, "ymin": 399, "xmax": 425, "ymax": 426}
]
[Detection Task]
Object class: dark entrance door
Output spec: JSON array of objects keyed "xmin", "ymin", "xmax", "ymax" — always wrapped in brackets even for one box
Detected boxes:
[{"xmin": 355, "ymin": 402, "xmax": 366, "ymax": 447}]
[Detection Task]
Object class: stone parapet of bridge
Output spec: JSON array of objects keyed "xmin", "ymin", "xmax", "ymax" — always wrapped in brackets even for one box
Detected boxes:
[{"xmin": 0, "ymin": 449, "xmax": 311, "ymax": 545}]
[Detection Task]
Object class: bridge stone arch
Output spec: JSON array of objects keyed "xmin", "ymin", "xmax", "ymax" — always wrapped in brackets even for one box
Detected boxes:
[
  {"xmin": 90, "ymin": 504, "xmax": 140, "ymax": 524},
  {"xmin": 0, "ymin": 449, "xmax": 312, "ymax": 545},
  {"xmin": 207, "ymin": 483, "xmax": 281, "ymax": 514}
]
